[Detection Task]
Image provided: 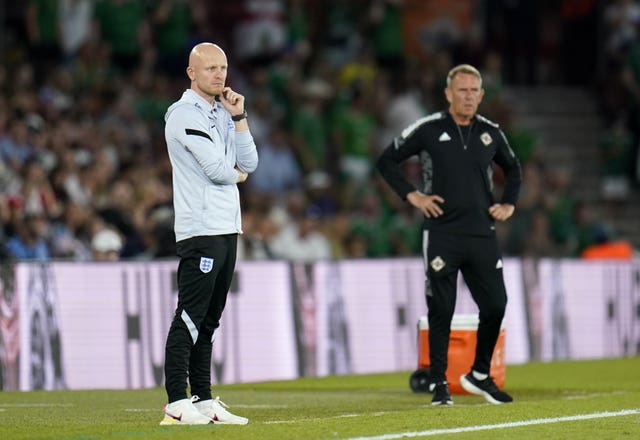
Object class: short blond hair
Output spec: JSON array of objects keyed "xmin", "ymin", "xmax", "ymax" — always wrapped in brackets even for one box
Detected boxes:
[{"xmin": 446, "ymin": 64, "xmax": 482, "ymax": 87}]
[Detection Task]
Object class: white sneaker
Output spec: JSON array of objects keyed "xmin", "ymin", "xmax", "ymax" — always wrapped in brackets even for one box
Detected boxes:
[
  {"xmin": 193, "ymin": 396, "xmax": 249, "ymax": 425},
  {"xmin": 159, "ymin": 396, "xmax": 214, "ymax": 425}
]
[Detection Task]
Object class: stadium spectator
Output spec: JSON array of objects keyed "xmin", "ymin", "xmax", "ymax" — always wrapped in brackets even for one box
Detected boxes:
[
  {"xmin": 93, "ymin": 0, "xmax": 151, "ymax": 73},
  {"xmin": 238, "ymin": 199, "xmax": 279, "ymax": 261},
  {"xmin": 505, "ymin": 160, "xmax": 545, "ymax": 255},
  {"xmin": 49, "ymin": 201, "xmax": 93, "ymax": 260},
  {"xmin": 243, "ymin": 86, "xmax": 278, "ymax": 146},
  {"xmin": 289, "ymin": 77, "xmax": 333, "ymax": 174},
  {"xmin": 237, "ymin": 0, "xmax": 287, "ymax": 61},
  {"xmin": 572, "ymin": 202, "xmax": 617, "ymax": 257},
  {"xmin": 0, "ymin": 116, "xmax": 36, "ymax": 174},
  {"xmin": 267, "ymin": 190, "xmax": 331, "ymax": 261},
  {"xmin": 348, "ymin": 187, "xmax": 391, "ymax": 257},
  {"xmin": 270, "ymin": 205, "xmax": 332, "ymax": 262},
  {"xmin": 304, "ymin": 170, "xmax": 339, "ymax": 217},
  {"xmin": 151, "ymin": 0, "xmax": 194, "ymax": 78},
  {"xmin": 322, "ymin": 209, "xmax": 352, "ymax": 259},
  {"xmin": 544, "ymin": 166, "xmax": 578, "ymax": 254},
  {"xmin": 599, "ymin": 116, "xmax": 635, "ymax": 199},
  {"xmin": 5, "ymin": 213, "xmax": 50, "ymax": 261},
  {"xmin": 374, "ymin": 67, "xmax": 427, "ymax": 153},
  {"xmin": 332, "ymin": 83, "xmax": 378, "ymax": 183},
  {"xmin": 57, "ymin": 0, "xmax": 95, "ymax": 62},
  {"xmin": 521, "ymin": 210, "xmax": 563, "ymax": 258},
  {"xmin": 602, "ymin": 0, "xmax": 640, "ymax": 58},
  {"xmin": 96, "ymin": 179, "xmax": 145, "ymax": 258},
  {"xmin": 385, "ymin": 201, "xmax": 423, "ymax": 256},
  {"xmin": 20, "ymin": 160, "xmax": 62, "ymax": 218},
  {"xmin": 248, "ymin": 124, "xmax": 302, "ymax": 194},
  {"xmin": 366, "ymin": 0, "xmax": 405, "ymax": 68},
  {"xmin": 90, "ymin": 227, "xmax": 123, "ymax": 261},
  {"xmin": 25, "ymin": 0, "xmax": 61, "ymax": 76}
]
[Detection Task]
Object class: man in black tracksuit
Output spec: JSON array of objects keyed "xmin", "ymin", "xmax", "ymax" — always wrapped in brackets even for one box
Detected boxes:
[{"xmin": 376, "ymin": 64, "xmax": 522, "ymax": 405}]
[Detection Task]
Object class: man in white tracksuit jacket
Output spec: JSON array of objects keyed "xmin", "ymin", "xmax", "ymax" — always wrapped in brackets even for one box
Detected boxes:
[{"xmin": 160, "ymin": 42, "xmax": 258, "ymax": 426}]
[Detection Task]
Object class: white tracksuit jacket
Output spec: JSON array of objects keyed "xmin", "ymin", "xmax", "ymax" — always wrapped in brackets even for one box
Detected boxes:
[{"xmin": 165, "ymin": 89, "xmax": 258, "ymax": 241}]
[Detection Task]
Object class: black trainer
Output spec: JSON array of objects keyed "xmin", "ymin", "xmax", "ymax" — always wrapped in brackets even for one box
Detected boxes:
[
  {"xmin": 460, "ymin": 373, "xmax": 513, "ymax": 404},
  {"xmin": 429, "ymin": 381, "xmax": 453, "ymax": 406}
]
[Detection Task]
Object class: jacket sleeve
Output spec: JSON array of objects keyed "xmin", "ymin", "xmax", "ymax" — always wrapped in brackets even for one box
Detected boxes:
[
  {"xmin": 169, "ymin": 106, "xmax": 238, "ymax": 184},
  {"xmin": 375, "ymin": 129, "xmax": 425, "ymax": 200},
  {"xmin": 493, "ymin": 129, "xmax": 522, "ymax": 206},
  {"xmin": 235, "ymin": 129, "xmax": 258, "ymax": 173}
]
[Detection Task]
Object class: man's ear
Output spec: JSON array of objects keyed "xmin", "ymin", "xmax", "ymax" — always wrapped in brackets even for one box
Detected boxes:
[
  {"xmin": 444, "ymin": 87, "xmax": 452, "ymax": 104},
  {"xmin": 186, "ymin": 67, "xmax": 195, "ymax": 81}
]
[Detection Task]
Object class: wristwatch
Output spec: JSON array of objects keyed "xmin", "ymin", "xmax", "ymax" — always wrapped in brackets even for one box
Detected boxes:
[{"xmin": 231, "ymin": 109, "xmax": 247, "ymax": 121}]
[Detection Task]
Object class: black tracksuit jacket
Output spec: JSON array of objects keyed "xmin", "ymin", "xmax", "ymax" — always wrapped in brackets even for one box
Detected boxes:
[{"xmin": 376, "ymin": 111, "xmax": 522, "ymax": 236}]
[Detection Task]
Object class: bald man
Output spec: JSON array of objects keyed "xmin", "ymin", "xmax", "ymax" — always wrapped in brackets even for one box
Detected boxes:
[{"xmin": 160, "ymin": 43, "xmax": 257, "ymax": 426}]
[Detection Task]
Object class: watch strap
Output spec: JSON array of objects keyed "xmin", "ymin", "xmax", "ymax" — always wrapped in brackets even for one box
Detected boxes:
[{"xmin": 231, "ymin": 109, "xmax": 247, "ymax": 121}]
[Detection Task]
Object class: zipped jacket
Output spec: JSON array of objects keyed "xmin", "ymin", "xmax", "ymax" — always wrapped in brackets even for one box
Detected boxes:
[
  {"xmin": 376, "ymin": 111, "xmax": 521, "ymax": 236},
  {"xmin": 165, "ymin": 89, "xmax": 258, "ymax": 241}
]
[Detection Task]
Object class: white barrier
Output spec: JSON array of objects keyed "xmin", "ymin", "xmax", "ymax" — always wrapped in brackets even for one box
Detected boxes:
[{"xmin": 0, "ymin": 258, "xmax": 638, "ymax": 390}]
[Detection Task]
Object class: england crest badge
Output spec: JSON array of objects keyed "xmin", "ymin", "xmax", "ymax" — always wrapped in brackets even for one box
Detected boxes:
[{"xmin": 200, "ymin": 257, "xmax": 214, "ymax": 273}]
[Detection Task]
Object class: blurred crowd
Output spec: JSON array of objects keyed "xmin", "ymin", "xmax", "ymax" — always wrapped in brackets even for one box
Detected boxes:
[
  {"xmin": 0, "ymin": 0, "xmax": 636, "ymax": 262},
  {"xmin": 597, "ymin": 0, "xmax": 640, "ymax": 199}
]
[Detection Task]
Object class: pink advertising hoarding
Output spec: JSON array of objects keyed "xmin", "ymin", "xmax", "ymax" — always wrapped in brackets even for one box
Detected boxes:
[{"xmin": 2, "ymin": 258, "xmax": 637, "ymax": 391}]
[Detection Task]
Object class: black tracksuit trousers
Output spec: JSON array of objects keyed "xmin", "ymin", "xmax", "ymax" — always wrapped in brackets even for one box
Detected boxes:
[
  {"xmin": 164, "ymin": 234, "xmax": 237, "ymax": 403},
  {"xmin": 423, "ymin": 230, "xmax": 507, "ymax": 383}
]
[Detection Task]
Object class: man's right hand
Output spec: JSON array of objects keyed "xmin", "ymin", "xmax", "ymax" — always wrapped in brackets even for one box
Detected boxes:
[
  {"xmin": 406, "ymin": 190, "xmax": 445, "ymax": 218},
  {"xmin": 236, "ymin": 170, "xmax": 248, "ymax": 183}
]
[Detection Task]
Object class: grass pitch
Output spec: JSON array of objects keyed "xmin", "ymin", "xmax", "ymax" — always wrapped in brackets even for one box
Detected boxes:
[{"xmin": 1, "ymin": 357, "xmax": 639, "ymax": 440}]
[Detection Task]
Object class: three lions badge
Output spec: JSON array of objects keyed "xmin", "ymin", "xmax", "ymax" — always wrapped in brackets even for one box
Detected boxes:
[{"xmin": 200, "ymin": 257, "xmax": 214, "ymax": 273}]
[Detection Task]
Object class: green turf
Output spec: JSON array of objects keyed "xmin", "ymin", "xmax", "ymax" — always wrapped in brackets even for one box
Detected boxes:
[{"xmin": 1, "ymin": 357, "xmax": 639, "ymax": 440}]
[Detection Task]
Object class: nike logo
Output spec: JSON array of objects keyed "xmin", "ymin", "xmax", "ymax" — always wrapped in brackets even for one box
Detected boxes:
[{"xmin": 166, "ymin": 412, "xmax": 182, "ymax": 422}]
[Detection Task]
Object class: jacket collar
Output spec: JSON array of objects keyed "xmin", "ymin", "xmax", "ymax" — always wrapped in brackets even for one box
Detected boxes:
[
  {"xmin": 446, "ymin": 111, "xmax": 476, "ymax": 126},
  {"xmin": 183, "ymin": 89, "xmax": 217, "ymax": 112}
]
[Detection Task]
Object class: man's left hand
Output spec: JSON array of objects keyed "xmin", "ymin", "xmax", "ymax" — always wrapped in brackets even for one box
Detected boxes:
[{"xmin": 488, "ymin": 203, "xmax": 515, "ymax": 221}]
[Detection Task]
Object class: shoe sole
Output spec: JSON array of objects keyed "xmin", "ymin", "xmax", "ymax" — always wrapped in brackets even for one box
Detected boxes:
[
  {"xmin": 211, "ymin": 415, "xmax": 249, "ymax": 425},
  {"xmin": 430, "ymin": 400, "xmax": 453, "ymax": 406},
  {"xmin": 159, "ymin": 416, "xmax": 213, "ymax": 425},
  {"xmin": 459, "ymin": 375, "xmax": 505, "ymax": 405}
]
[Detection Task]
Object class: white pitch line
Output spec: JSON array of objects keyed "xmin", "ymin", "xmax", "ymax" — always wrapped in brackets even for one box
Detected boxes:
[
  {"xmin": 265, "ymin": 413, "xmax": 361, "ymax": 424},
  {"xmin": 265, "ymin": 406, "xmax": 459, "ymax": 425},
  {"xmin": 345, "ymin": 408, "xmax": 640, "ymax": 440},
  {"xmin": 564, "ymin": 391, "xmax": 628, "ymax": 400},
  {"xmin": 0, "ymin": 403, "xmax": 73, "ymax": 408}
]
